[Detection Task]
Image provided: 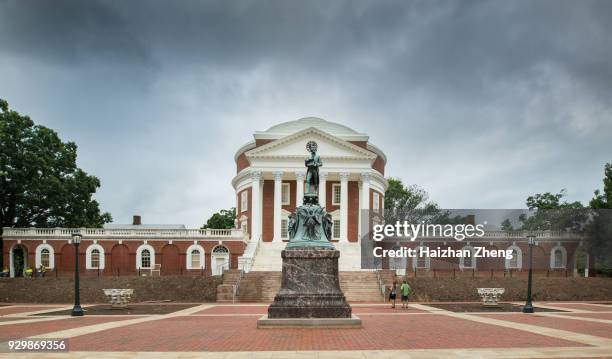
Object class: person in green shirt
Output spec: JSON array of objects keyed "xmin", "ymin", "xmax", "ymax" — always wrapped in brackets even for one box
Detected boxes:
[{"xmin": 399, "ymin": 280, "xmax": 411, "ymax": 309}]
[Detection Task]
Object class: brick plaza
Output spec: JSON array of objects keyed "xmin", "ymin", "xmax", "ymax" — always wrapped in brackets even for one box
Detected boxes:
[{"xmin": 1, "ymin": 301, "xmax": 611, "ymax": 358}]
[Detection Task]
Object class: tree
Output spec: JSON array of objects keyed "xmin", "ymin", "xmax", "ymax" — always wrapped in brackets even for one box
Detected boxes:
[
  {"xmin": 501, "ymin": 218, "xmax": 514, "ymax": 231},
  {"xmin": 383, "ymin": 178, "xmax": 451, "ymax": 224},
  {"xmin": 202, "ymin": 208, "xmax": 236, "ymax": 229},
  {"xmin": 586, "ymin": 162, "xmax": 612, "ymax": 275},
  {"xmin": 518, "ymin": 189, "xmax": 586, "ymax": 231},
  {"xmin": 0, "ymin": 99, "xmax": 112, "ymax": 267}
]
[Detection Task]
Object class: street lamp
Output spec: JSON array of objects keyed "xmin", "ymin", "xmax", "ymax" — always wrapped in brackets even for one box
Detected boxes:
[
  {"xmin": 71, "ymin": 233, "xmax": 84, "ymax": 317},
  {"xmin": 522, "ymin": 234, "xmax": 536, "ymax": 313}
]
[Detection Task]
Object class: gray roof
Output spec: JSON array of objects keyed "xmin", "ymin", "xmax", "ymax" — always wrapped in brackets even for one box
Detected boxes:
[{"xmin": 103, "ymin": 224, "xmax": 186, "ymax": 230}]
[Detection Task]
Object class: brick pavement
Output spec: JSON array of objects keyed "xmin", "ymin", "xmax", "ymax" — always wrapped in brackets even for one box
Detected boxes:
[{"xmin": 0, "ymin": 302, "xmax": 610, "ymax": 358}]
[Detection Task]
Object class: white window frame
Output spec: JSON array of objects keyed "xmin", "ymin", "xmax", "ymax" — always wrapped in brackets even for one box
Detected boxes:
[
  {"xmin": 550, "ymin": 245, "xmax": 567, "ymax": 269},
  {"xmin": 332, "ymin": 184, "xmax": 341, "ymax": 205},
  {"xmin": 86, "ymin": 243, "xmax": 105, "ymax": 269},
  {"xmin": 505, "ymin": 245, "xmax": 522, "ymax": 270},
  {"xmin": 281, "ymin": 183, "xmax": 290, "ymax": 205},
  {"xmin": 413, "ymin": 245, "xmax": 431, "ymax": 270},
  {"xmin": 373, "ymin": 191, "xmax": 380, "ymax": 213},
  {"xmin": 281, "ymin": 218, "xmax": 289, "ymax": 239},
  {"xmin": 136, "ymin": 244, "xmax": 156, "ymax": 269},
  {"xmin": 240, "ymin": 191, "xmax": 248, "ymax": 213},
  {"xmin": 35, "ymin": 243, "xmax": 55, "ymax": 269},
  {"xmin": 186, "ymin": 244, "xmax": 205, "ymax": 269},
  {"xmin": 459, "ymin": 245, "xmax": 475, "ymax": 269}
]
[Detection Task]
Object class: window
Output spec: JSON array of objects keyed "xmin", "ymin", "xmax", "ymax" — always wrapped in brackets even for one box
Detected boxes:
[
  {"xmin": 332, "ymin": 184, "xmax": 341, "ymax": 205},
  {"xmin": 551, "ymin": 246, "xmax": 566, "ymax": 269},
  {"xmin": 333, "ymin": 219, "xmax": 341, "ymax": 239},
  {"xmin": 414, "ymin": 246, "xmax": 430, "ymax": 269},
  {"xmin": 373, "ymin": 192, "xmax": 380, "ymax": 212},
  {"xmin": 90, "ymin": 249, "xmax": 100, "ymax": 269},
  {"xmin": 505, "ymin": 245, "xmax": 522, "ymax": 270},
  {"xmin": 40, "ymin": 249, "xmax": 50, "ymax": 267},
  {"xmin": 241, "ymin": 191, "xmax": 248, "ymax": 212},
  {"xmin": 186, "ymin": 244, "xmax": 205, "ymax": 269},
  {"xmin": 141, "ymin": 249, "xmax": 151, "ymax": 269},
  {"xmin": 281, "ymin": 183, "xmax": 290, "ymax": 205},
  {"xmin": 460, "ymin": 246, "xmax": 475, "ymax": 269},
  {"xmin": 213, "ymin": 245, "xmax": 229, "ymax": 254},
  {"xmin": 191, "ymin": 250, "xmax": 201, "ymax": 268},
  {"xmin": 281, "ymin": 219, "xmax": 288, "ymax": 238},
  {"xmin": 36, "ymin": 244, "xmax": 55, "ymax": 269},
  {"xmin": 86, "ymin": 244, "xmax": 105, "ymax": 270}
]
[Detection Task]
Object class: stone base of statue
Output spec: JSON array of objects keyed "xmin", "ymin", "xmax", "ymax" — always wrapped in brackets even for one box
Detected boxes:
[{"xmin": 257, "ymin": 248, "xmax": 360, "ymax": 328}]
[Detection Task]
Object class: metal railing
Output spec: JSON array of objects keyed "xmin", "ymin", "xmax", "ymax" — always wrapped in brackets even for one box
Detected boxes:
[
  {"xmin": 374, "ymin": 263, "xmax": 386, "ymax": 302},
  {"xmin": 232, "ymin": 269, "xmax": 245, "ymax": 304}
]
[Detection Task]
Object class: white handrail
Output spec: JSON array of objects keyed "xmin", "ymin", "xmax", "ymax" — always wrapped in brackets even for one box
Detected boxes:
[{"xmin": 2, "ymin": 227, "xmax": 245, "ymax": 239}]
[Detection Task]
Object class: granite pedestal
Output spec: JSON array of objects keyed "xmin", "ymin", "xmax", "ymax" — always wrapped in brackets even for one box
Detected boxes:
[{"xmin": 258, "ymin": 248, "xmax": 361, "ymax": 328}]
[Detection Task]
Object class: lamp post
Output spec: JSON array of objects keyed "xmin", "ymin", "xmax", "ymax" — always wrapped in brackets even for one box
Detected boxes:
[
  {"xmin": 522, "ymin": 234, "xmax": 536, "ymax": 313},
  {"xmin": 71, "ymin": 233, "xmax": 84, "ymax": 317}
]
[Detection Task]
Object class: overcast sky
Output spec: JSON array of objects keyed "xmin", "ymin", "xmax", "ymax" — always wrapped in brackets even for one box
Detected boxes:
[{"xmin": 1, "ymin": 0, "xmax": 611, "ymax": 227}]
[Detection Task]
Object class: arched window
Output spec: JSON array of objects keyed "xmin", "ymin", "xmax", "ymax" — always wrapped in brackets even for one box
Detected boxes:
[
  {"xmin": 505, "ymin": 245, "xmax": 522, "ymax": 270},
  {"xmin": 213, "ymin": 245, "xmax": 229, "ymax": 254},
  {"xmin": 550, "ymin": 246, "xmax": 567, "ymax": 269},
  {"xmin": 136, "ymin": 244, "xmax": 155, "ymax": 269},
  {"xmin": 86, "ymin": 244, "xmax": 105, "ymax": 269},
  {"xmin": 35, "ymin": 244, "xmax": 55, "ymax": 269},
  {"xmin": 186, "ymin": 244, "xmax": 205, "ymax": 270}
]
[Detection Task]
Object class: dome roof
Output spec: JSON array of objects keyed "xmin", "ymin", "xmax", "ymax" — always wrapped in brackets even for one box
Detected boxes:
[{"xmin": 262, "ymin": 117, "xmax": 362, "ymax": 137}]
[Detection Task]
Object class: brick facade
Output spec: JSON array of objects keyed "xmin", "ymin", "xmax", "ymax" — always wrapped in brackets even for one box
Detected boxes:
[{"xmin": 3, "ymin": 238, "xmax": 246, "ymax": 277}]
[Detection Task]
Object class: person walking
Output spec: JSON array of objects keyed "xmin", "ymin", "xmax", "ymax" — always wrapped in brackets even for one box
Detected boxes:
[
  {"xmin": 389, "ymin": 280, "xmax": 397, "ymax": 308},
  {"xmin": 400, "ymin": 279, "xmax": 411, "ymax": 309}
]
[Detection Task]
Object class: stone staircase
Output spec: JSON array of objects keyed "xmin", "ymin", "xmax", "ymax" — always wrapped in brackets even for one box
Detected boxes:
[
  {"xmin": 217, "ymin": 269, "xmax": 395, "ymax": 303},
  {"xmin": 250, "ymin": 241, "xmax": 364, "ymax": 271}
]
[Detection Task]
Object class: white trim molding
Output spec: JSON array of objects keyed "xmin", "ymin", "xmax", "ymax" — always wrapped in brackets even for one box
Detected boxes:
[
  {"xmin": 550, "ymin": 245, "xmax": 567, "ymax": 269},
  {"xmin": 136, "ymin": 244, "xmax": 156, "ymax": 269},
  {"xmin": 186, "ymin": 244, "xmax": 206, "ymax": 269},
  {"xmin": 85, "ymin": 243, "xmax": 105, "ymax": 270},
  {"xmin": 505, "ymin": 245, "xmax": 523, "ymax": 270},
  {"xmin": 35, "ymin": 243, "xmax": 55, "ymax": 269}
]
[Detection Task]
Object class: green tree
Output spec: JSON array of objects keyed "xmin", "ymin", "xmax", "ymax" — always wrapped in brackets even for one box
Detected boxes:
[
  {"xmin": 202, "ymin": 207, "xmax": 236, "ymax": 229},
  {"xmin": 501, "ymin": 218, "xmax": 514, "ymax": 231},
  {"xmin": 384, "ymin": 178, "xmax": 443, "ymax": 223},
  {"xmin": 0, "ymin": 99, "xmax": 112, "ymax": 267},
  {"xmin": 518, "ymin": 189, "xmax": 586, "ymax": 231},
  {"xmin": 587, "ymin": 162, "xmax": 612, "ymax": 275}
]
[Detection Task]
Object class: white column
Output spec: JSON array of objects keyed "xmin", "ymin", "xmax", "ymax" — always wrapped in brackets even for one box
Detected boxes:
[
  {"xmin": 319, "ymin": 172, "xmax": 328, "ymax": 208},
  {"xmin": 273, "ymin": 171, "xmax": 283, "ymax": 242},
  {"xmin": 340, "ymin": 172, "xmax": 349, "ymax": 242},
  {"xmin": 250, "ymin": 171, "xmax": 262, "ymax": 241},
  {"xmin": 296, "ymin": 171, "xmax": 305, "ymax": 207},
  {"xmin": 360, "ymin": 173, "xmax": 371, "ymax": 242}
]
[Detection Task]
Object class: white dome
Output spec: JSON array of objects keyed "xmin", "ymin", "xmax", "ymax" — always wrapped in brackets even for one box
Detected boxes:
[{"xmin": 262, "ymin": 117, "xmax": 361, "ymax": 136}]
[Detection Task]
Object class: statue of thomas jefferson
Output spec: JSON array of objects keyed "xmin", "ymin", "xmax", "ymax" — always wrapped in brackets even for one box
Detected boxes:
[{"xmin": 305, "ymin": 141, "xmax": 322, "ymax": 194}]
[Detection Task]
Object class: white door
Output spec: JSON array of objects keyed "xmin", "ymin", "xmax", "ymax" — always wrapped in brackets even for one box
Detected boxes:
[{"xmin": 212, "ymin": 255, "xmax": 229, "ymax": 275}]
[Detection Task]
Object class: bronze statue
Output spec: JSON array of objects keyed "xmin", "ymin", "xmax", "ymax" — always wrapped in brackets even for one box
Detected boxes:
[{"xmin": 305, "ymin": 141, "xmax": 322, "ymax": 194}]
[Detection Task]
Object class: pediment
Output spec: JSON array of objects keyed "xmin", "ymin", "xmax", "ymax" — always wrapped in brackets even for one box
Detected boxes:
[{"xmin": 245, "ymin": 127, "xmax": 377, "ymax": 161}]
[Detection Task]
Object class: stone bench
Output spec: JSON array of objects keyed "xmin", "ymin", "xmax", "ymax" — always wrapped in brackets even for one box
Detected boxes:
[
  {"xmin": 103, "ymin": 289, "xmax": 134, "ymax": 309},
  {"xmin": 477, "ymin": 288, "xmax": 505, "ymax": 307}
]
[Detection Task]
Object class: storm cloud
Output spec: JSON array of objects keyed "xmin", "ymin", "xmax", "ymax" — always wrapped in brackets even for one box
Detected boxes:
[{"xmin": 1, "ymin": 0, "xmax": 611, "ymax": 227}]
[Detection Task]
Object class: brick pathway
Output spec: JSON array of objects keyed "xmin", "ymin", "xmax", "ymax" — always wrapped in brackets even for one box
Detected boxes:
[{"xmin": 0, "ymin": 302, "xmax": 610, "ymax": 358}]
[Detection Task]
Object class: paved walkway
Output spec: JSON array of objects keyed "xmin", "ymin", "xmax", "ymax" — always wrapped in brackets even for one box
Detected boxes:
[{"xmin": 0, "ymin": 302, "xmax": 611, "ymax": 358}]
